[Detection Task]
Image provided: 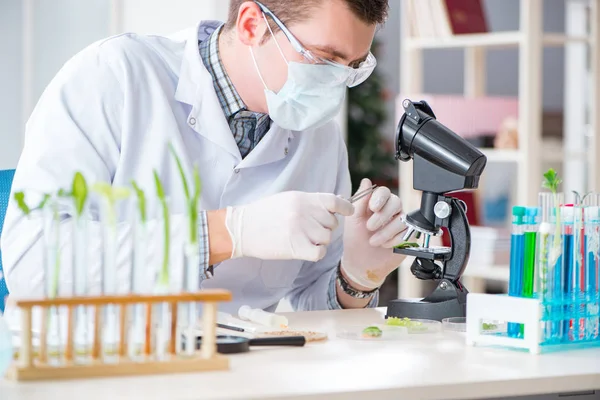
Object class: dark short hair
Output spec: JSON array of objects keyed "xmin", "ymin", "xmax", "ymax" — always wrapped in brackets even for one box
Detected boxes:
[{"xmin": 224, "ymin": 0, "xmax": 389, "ymax": 34}]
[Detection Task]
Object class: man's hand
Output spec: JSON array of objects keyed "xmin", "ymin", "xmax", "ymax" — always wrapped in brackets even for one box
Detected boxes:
[
  {"xmin": 225, "ymin": 191, "xmax": 354, "ymax": 262},
  {"xmin": 341, "ymin": 178, "xmax": 407, "ymax": 290}
]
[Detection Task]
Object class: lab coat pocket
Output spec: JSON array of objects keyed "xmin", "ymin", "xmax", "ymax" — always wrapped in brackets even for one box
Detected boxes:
[{"xmin": 259, "ymin": 259, "xmax": 302, "ymax": 289}]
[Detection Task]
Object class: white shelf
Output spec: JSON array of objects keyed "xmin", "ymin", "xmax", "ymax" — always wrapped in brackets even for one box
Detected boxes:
[
  {"xmin": 406, "ymin": 31, "xmax": 521, "ymax": 49},
  {"xmin": 397, "ymin": 0, "xmax": 598, "ymax": 300},
  {"xmin": 406, "ymin": 31, "xmax": 590, "ymax": 50},
  {"xmin": 543, "ymin": 33, "xmax": 591, "ymax": 46},
  {"xmin": 480, "ymin": 145, "xmax": 585, "ymax": 164},
  {"xmin": 481, "ymin": 148, "xmax": 521, "ymax": 163},
  {"xmin": 462, "ymin": 264, "xmax": 510, "ymax": 282}
]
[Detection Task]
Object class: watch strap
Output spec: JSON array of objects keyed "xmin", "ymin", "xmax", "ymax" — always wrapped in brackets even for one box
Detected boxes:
[{"xmin": 336, "ymin": 265, "xmax": 379, "ymax": 299}]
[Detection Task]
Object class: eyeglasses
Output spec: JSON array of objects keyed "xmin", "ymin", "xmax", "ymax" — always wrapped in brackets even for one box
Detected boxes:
[{"xmin": 254, "ymin": 0, "xmax": 377, "ymax": 87}]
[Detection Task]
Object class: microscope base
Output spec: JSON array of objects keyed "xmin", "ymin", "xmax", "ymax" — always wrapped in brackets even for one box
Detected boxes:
[{"xmin": 385, "ymin": 279, "xmax": 468, "ymax": 322}]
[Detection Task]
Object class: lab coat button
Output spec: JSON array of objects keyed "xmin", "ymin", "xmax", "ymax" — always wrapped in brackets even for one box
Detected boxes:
[
  {"xmin": 189, "ymin": 117, "xmax": 196, "ymax": 126},
  {"xmin": 234, "ymin": 169, "xmax": 240, "ymax": 174},
  {"xmin": 284, "ymin": 147, "xmax": 289, "ymax": 155}
]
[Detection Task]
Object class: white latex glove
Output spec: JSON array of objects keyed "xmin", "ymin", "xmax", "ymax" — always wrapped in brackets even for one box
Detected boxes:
[
  {"xmin": 225, "ymin": 191, "xmax": 354, "ymax": 262},
  {"xmin": 341, "ymin": 178, "xmax": 407, "ymax": 289}
]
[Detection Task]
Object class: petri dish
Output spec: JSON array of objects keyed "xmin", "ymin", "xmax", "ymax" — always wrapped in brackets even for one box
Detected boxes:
[
  {"xmin": 336, "ymin": 324, "xmax": 408, "ymax": 341},
  {"xmin": 337, "ymin": 319, "xmax": 442, "ymax": 340},
  {"xmin": 442, "ymin": 317, "xmax": 466, "ymax": 332},
  {"xmin": 441, "ymin": 317, "xmax": 507, "ymax": 334},
  {"xmin": 384, "ymin": 317, "xmax": 442, "ymax": 334}
]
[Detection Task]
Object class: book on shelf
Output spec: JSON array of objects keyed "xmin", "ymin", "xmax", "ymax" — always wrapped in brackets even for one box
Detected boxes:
[{"xmin": 406, "ymin": 0, "xmax": 488, "ymax": 38}]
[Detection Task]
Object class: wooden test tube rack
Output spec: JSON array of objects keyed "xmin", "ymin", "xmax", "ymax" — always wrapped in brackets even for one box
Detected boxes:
[{"xmin": 6, "ymin": 290, "xmax": 232, "ymax": 381}]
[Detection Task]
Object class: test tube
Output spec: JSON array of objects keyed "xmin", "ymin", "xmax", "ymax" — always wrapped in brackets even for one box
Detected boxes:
[
  {"xmin": 593, "ymin": 195, "xmax": 600, "ymax": 341},
  {"xmin": 129, "ymin": 195, "xmax": 148, "ymax": 361},
  {"xmin": 562, "ymin": 205, "xmax": 574, "ymax": 342},
  {"xmin": 42, "ymin": 197, "xmax": 63, "ymax": 364},
  {"xmin": 584, "ymin": 203, "xmax": 599, "ymax": 340},
  {"xmin": 71, "ymin": 204, "xmax": 92, "ymax": 363},
  {"xmin": 508, "ymin": 206, "xmax": 526, "ymax": 338},
  {"xmin": 523, "ymin": 207, "xmax": 539, "ymax": 298},
  {"xmin": 99, "ymin": 197, "xmax": 121, "ymax": 361},
  {"xmin": 536, "ymin": 192, "xmax": 564, "ymax": 343},
  {"xmin": 573, "ymin": 198, "xmax": 585, "ymax": 342},
  {"xmin": 182, "ymin": 209, "xmax": 201, "ymax": 357},
  {"xmin": 153, "ymin": 196, "xmax": 171, "ymax": 361}
]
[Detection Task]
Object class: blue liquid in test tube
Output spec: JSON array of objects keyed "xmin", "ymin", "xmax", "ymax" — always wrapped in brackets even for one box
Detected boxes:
[
  {"xmin": 508, "ymin": 206, "xmax": 526, "ymax": 338},
  {"xmin": 572, "ymin": 200, "xmax": 587, "ymax": 342},
  {"xmin": 584, "ymin": 206, "xmax": 599, "ymax": 340},
  {"xmin": 537, "ymin": 192, "xmax": 564, "ymax": 343},
  {"xmin": 562, "ymin": 206, "xmax": 574, "ymax": 342}
]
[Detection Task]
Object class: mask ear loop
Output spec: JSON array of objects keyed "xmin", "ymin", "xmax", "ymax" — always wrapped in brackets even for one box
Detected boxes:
[
  {"xmin": 249, "ymin": 12, "xmax": 291, "ymax": 91},
  {"xmin": 249, "ymin": 46, "xmax": 269, "ymax": 91},
  {"xmin": 261, "ymin": 12, "xmax": 289, "ymax": 66}
]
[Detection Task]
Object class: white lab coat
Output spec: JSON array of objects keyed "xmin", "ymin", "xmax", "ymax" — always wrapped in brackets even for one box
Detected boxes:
[{"xmin": 1, "ymin": 21, "xmax": 351, "ymax": 317}]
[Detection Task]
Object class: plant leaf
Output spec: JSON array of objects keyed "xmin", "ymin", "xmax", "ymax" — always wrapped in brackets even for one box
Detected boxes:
[
  {"xmin": 91, "ymin": 182, "xmax": 113, "ymax": 198},
  {"xmin": 193, "ymin": 165, "xmax": 201, "ymax": 202},
  {"xmin": 131, "ymin": 180, "xmax": 147, "ymax": 223},
  {"xmin": 72, "ymin": 172, "xmax": 88, "ymax": 216},
  {"xmin": 169, "ymin": 143, "xmax": 190, "ymax": 201},
  {"xmin": 14, "ymin": 192, "xmax": 31, "ymax": 215},
  {"xmin": 542, "ymin": 168, "xmax": 562, "ymax": 193},
  {"xmin": 37, "ymin": 194, "xmax": 51, "ymax": 210},
  {"xmin": 113, "ymin": 187, "xmax": 131, "ymax": 200},
  {"xmin": 153, "ymin": 171, "xmax": 165, "ymax": 201},
  {"xmin": 154, "ymin": 169, "xmax": 170, "ymax": 283}
]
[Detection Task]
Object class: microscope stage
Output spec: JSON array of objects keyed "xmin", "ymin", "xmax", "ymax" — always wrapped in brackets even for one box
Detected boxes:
[{"xmin": 393, "ymin": 246, "xmax": 451, "ymax": 260}]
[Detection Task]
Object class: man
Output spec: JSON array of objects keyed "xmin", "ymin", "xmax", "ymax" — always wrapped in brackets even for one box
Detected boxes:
[{"xmin": 2, "ymin": 0, "xmax": 406, "ymax": 314}]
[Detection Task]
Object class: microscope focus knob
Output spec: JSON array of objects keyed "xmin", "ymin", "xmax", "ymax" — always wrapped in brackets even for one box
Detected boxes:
[{"xmin": 434, "ymin": 201, "xmax": 452, "ymax": 219}]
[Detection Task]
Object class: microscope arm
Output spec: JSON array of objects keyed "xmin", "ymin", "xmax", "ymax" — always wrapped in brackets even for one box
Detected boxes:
[{"xmin": 441, "ymin": 197, "xmax": 471, "ymax": 282}]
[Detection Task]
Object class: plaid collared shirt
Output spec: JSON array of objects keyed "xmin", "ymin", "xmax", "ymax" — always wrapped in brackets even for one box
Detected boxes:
[
  {"xmin": 196, "ymin": 24, "xmax": 378, "ymax": 309},
  {"xmin": 199, "ymin": 25, "xmax": 271, "ymax": 159}
]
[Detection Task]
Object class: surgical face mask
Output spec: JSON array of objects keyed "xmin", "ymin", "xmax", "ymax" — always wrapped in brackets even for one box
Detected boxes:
[{"xmin": 249, "ymin": 28, "xmax": 348, "ymax": 131}]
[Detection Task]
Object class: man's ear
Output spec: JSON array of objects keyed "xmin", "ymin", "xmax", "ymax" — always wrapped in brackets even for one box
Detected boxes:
[{"xmin": 235, "ymin": 1, "xmax": 267, "ymax": 46}]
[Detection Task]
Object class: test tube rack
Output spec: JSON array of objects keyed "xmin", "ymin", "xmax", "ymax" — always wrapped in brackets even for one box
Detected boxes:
[
  {"xmin": 5, "ymin": 290, "xmax": 232, "ymax": 381},
  {"xmin": 465, "ymin": 293, "xmax": 600, "ymax": 354}
]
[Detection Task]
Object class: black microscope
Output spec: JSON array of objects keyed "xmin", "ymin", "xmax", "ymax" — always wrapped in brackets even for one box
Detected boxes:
[{"xmin": 386, "ymin": 99, "xmax": 487, "ymax": 322}]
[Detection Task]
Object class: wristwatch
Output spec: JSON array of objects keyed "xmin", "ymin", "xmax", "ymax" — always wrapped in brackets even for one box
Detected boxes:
[{"xmin": 336, "ymin": 264, "xmax": 379, "ymax": 299}]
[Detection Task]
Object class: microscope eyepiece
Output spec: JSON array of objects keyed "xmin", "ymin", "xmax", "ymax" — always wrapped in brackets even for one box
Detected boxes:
[{"xmin": 395, "ymin": 99, "xmax": 487, "ymax": 194}]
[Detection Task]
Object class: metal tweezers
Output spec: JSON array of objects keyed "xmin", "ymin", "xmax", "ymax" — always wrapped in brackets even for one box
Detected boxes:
[{"xmin": 348, "ymin": 184, "xmax": 377, "ymax": 203}]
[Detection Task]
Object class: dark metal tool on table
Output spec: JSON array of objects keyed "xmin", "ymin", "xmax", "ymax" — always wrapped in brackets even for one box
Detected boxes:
[
  {"xmin": 386, "ymin": 99, "xmax": 487, "ymax": 322},
  {"xmin": 188, "ymin": 335, "xmax": 306, "ymax": 354}
]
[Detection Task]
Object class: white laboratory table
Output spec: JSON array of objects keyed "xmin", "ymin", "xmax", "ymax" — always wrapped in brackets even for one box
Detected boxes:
[{"xmin": 1, "ymin": 307, "xmax": 599, "ymax": 400}]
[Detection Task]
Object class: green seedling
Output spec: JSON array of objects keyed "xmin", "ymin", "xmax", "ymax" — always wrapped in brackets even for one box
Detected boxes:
[
  {"xmin": 154, "ymin": 170, "xmax": 170, "ymax": 289},
  {"xmin": 169, "ymin": 143, "xmax": 202, "ymax": 244},
  {"xmin": 14, "ymin": 190, "xmax": 59, "ymax": 297},
  {"xmin": 55, "ymin": 172, "xmax": 89, "ymax": 218},
  {"xmin": 394, "ymin": 242, "xmax": 419, "ymax": 249},
  {"xmin": 361, "ymin": 326, "xmax": 382, "ymax": 338},
  {"xmin": 91, "ymin": 182, "xmax": 131, "ymax": 227},
  {"xmin": 542, "ymin": 168, "xmax": 562, "ymax": 257},
  {"xmin": 131, "ymin": 180, "xmax": 147, "ymax": 225},
  {"xmin": 538, "ymin": 169, "xmax": 563, "ymax": 296},
  {"xmin": 14, "ymin": 192, "xmax": 50, "ymax": 216}
]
